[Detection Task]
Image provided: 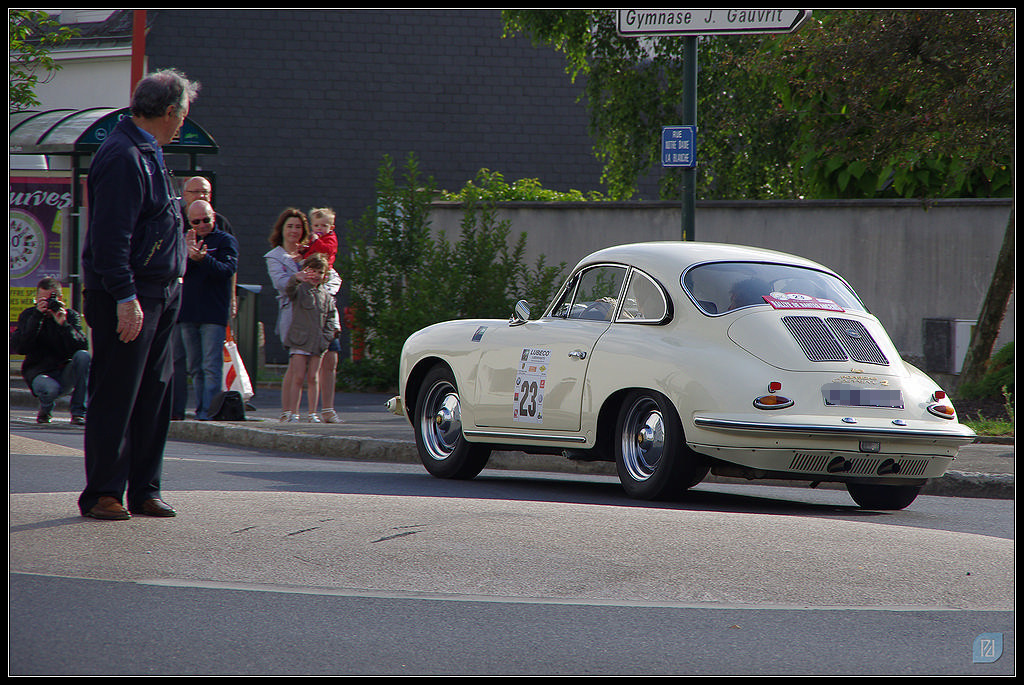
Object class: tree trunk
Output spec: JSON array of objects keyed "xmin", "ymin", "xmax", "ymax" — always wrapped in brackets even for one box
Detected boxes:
[{"xmin": 956, "ymin": 207, "xmax": 1015, "ymax": 392}]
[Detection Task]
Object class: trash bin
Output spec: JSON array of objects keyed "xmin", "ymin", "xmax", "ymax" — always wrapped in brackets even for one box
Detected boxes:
[
  {"xmin": 923, "ymin": 317, "xmax": 976, "ymax": 374},
  {"xmin": 234, "ymin": 284, "xmax": 262, "ymax": 381}
]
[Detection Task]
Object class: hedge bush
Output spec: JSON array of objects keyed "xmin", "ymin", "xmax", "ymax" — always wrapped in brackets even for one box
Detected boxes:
[{"xmin": 338, "ymin": 154, "xmax": 566, "ymax": 391}]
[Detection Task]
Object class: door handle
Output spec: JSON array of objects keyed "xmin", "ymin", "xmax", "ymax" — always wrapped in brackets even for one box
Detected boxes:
[{"xmin": 568, "ymin": 350, "xmax": 587, "ymax": 360}]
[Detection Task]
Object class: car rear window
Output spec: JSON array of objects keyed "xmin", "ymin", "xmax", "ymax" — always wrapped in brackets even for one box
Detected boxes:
[{"xmin": 681, "ymin": 262, "xmax": 866, "ymax": 315}]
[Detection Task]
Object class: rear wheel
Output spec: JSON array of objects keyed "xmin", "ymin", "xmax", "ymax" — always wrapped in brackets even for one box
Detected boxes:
[
  {"xmin": 846, "ymin": 482, "xmax": 922, "ymax": 510},
  {"xmin": 413, "ymin": 364, "xmax": 490, "ymax": 480},
  {"xmin": 615, "ymin": 390, "xmax": 708, "ymax": 500}
]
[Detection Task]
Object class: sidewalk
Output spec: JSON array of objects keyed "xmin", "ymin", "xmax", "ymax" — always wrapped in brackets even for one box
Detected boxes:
[{"xmin": 8, "ymin": 385, "xmax": 1014, "ymax": 500}]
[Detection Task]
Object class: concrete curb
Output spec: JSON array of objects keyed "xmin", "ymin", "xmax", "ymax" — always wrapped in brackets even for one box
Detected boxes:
[
  {"xmin": 11, "ymin": 388, "xmax": 1013, "ymax": 500},
  {"xmin": 169, "ymin": 421, "xmax": 1017, "ymax": 500}
]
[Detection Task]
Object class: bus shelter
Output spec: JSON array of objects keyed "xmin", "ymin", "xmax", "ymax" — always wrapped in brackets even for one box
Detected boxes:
[
  {"xmin": 9, "ymin": 108, "xmax": 262, "ymax": 382},
  {"xmin": 9, "ymin": 106, "xmax": 218, "ymax": 312}
]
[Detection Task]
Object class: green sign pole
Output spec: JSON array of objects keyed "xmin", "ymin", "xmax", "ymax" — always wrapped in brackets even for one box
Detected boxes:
[
  {"xmin": 681, "ymin": 35, "xmax": 697, "ymax": 241},
  {"xmin": 616, "ymin": 9, "xmax": 812, "ymax": 243}
]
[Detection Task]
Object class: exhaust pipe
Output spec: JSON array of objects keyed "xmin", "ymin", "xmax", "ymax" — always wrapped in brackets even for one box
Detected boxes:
[
  {"xmin": 827, "ymin": 456, "xmax": 852, "ymax": 473},
  {"xmin": 876, "ymin": 458, "xmax": 901, "ymax": 475}
]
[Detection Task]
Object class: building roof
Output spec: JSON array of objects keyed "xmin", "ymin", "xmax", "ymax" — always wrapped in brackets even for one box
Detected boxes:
[{"xmin": 33, "ymin": 10, "xmax": 142, "ymax": 51}]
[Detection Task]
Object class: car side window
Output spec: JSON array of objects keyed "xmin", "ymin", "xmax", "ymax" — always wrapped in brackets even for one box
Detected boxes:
[
  {"xmin": 551, "ymin": 265, "xmax": 627, "ymax": 321},
  {"xmin": 617, "ymin": 269, "xmax": 667, "ymax": 323}
]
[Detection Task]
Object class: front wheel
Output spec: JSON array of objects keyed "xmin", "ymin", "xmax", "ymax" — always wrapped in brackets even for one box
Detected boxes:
[
  {"xmin": 413, "ymin": 364, "xmax": 490, "ymax": 480},
  {"xmin": 846, "ymin": 482, "xmax": 922, "ymax": 510},
  {"xmin": 615, "ymin": 390, "xmax": 708, "ymax": 500}
]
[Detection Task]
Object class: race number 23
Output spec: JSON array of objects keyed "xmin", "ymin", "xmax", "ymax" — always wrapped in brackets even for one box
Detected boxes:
[
  {"xmin": 518, "ymin": 379, "xmax": 540, "ymax": 418},
  {"xmin": 513, "ymin": 348, "xmax": 549, "ymax": 424}
]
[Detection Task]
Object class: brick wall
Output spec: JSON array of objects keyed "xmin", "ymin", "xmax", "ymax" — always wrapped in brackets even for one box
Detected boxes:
[{"xmin": 146, "ymin": 9, "xmax": 609, "ymax": 362}]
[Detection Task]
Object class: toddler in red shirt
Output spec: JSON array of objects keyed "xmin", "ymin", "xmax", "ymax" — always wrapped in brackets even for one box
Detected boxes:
[{"xmin": 303, "ymin": 207, "xmax": 337, "ymax": 265}]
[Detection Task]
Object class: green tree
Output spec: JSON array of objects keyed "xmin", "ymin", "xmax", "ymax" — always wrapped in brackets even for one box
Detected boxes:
[
  {"xmin": 9, "ymin": 10, "xmax": 79, "ymax": 111},
  {"xmin": 504, "ymin": 9, "xmax": 1013, "ymax": 201},
  {"xmin": 502, "ymin": 9, "xmax": 799, "ymax": 200},
  {"xmin": 748, "ymin": 10, "xmax": 1014, "ymax": 199}
]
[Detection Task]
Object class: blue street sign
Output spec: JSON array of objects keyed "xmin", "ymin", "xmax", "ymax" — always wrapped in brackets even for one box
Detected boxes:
[{"xmin": 662, "ymin": 125, "xmax": 696, "ymax": 167}]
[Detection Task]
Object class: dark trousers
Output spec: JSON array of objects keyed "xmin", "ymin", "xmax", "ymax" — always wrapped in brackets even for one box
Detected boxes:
[{"xmin": 79, "ymin": 289, "xmax": 180, "ymax": 514}]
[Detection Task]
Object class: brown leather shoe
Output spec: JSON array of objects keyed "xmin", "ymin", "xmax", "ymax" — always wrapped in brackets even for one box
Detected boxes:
[
  {"xmin": 132, "ymin": 498, "xmax": 176, "ymax": 517},
  {"xmin": 84, "ymin": 496, "xmax": 131, "ymax": 520}
]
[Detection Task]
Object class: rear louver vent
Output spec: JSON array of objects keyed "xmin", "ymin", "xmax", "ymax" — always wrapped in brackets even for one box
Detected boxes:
[
  {"xmin": 783, "ymin": 316, "xmax": 889, "ymax": 366},
  {"xmin": 825, "ymin": 318, "xmax": 889, "ymax": 365},
  {"xmin": 782, "ymin": 316, "xmax": 849, "ymax": 362}
]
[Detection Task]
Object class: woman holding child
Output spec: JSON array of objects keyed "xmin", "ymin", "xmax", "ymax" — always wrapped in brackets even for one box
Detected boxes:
[
  {"xmin": 265, "ymin": 207, "xmax": 343, "ymax": 423},
  {"xmin": 265, "ymin": 208, "xmax": 310, "ymax": 421}
]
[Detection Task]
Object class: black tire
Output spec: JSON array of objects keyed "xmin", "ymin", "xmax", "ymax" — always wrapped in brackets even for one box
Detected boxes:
[
  {"xmin": 846, "ymin": 482, "xmax": 922, "ymax": 510},
  {"xmin": 413, "ymin": 364, "xmax": 491, "ymax": 480},
  {"xmin": 614, "ymin": 390, "xmax": 708, "ymax": 500}
]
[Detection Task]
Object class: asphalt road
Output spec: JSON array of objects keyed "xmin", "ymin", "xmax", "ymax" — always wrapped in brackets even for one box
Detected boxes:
[{"xmin": 8, "ymin": 420, "xmax": 1015, "ymax": 675}]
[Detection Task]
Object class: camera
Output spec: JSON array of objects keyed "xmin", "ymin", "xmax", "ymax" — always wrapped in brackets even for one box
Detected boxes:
[{"xmin": 45, "ymin": 293, "xmax": 64, "ymax": 313}]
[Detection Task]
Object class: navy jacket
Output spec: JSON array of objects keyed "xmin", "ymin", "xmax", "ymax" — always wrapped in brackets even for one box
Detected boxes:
[
  {"xmin": 82, "ymin": 117, "xmax": 185, "ymax": 302},
  {"xmin": 178, "ymin": 228, "xmax": 239, "ymax": 325}
]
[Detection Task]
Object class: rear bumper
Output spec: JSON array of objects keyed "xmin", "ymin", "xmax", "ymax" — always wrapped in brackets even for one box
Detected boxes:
[
  {"xmin": 692, "ymin": 415, "xmax": 977, "ymax": 445},
  {"xmin": 690, "ymin": 414, "xmax": 976, "ymax": 483}
]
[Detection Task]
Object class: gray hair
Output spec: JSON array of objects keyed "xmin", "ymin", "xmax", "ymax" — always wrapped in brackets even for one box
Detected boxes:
[{"xmin": 130, "ymin": 68, "xmax": 200, "ymax": 119}]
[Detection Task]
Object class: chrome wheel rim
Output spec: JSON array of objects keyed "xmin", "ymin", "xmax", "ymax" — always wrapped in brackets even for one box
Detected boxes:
[
  {"xmin": 620, "ymin": 398, "xmax": 665, "ymax": 482},
  {"xmin": 420, "ymin": 380, "xmax": 462, "ymax": 461}
]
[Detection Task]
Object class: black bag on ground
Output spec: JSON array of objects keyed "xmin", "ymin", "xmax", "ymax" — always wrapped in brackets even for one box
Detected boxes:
[{"xmin": 209, "ymin": 390, "xmax": 246, "ymax": 421}]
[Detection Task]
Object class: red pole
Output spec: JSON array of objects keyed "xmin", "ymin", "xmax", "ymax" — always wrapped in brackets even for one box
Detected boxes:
[{"xmin": 131, "ymin": 10, "xmax": 146, "ymax": 95}]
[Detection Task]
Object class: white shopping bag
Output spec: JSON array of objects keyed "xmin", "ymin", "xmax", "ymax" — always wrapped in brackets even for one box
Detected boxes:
[{"xmin": 222, "ymin": 326, "xmax": 254, "ymax": 401}]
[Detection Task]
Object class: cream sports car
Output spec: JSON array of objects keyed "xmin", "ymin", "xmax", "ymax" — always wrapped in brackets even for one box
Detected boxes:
[{"xmin": 388, "ymin": 242, "xmax": 976, "ymax": 509}]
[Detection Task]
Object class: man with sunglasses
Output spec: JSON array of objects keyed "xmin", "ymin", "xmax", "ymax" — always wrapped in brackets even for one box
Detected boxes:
[
  {"xmin": 181, "ymin": 175, "xmax": 235, "ymax": 236},
  {"xmin": 172, "ymin": 176, "xmax": 236, "ymax": 419},
  {"xmin": 177, "ymin": 199, "xmax": 239, "ymax": 420}
]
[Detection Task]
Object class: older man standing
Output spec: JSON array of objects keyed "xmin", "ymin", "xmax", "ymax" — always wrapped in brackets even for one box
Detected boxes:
[
  {"xmin": 78, "ymin": 68, "xmax": 200, "ymax": 520},
  {"xmin": 178, "ymin": 199, "xmax": 239, "ymax": 420},
  {"xmin": 172, "ymin": 175, "xmax": 236, "ymax": 419}
]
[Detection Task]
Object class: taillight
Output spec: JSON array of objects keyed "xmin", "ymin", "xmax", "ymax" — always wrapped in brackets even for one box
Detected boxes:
[
  {"xmin": 754, "ymin": 382, "xmax": 793, "ymax": 410},
  {"xmin": 927, "ymin": 403, "xmax": 956, "ymax": 419}
]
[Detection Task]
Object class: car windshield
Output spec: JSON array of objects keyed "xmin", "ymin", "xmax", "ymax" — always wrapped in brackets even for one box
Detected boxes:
[{"xmin": 682, "ymin": 262, "xmax": 866, "ymax": 315}]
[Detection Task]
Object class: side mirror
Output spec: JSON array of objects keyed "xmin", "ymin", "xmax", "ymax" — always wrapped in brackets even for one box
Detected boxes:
[{"xmin": 509, "ymin": 299, "xmax": 531, "ymax": 326}]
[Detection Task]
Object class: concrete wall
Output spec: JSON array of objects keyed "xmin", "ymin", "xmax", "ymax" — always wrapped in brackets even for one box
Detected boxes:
[{"xmin": 429, "ymin": 199, "xmax": 1015, "ymax": 368}]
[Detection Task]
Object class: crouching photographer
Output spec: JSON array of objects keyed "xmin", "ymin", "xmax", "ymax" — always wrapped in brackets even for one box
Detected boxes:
[{"xmin": 11, "ymin": 277, "xmax": 91, "ymax": 424}]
